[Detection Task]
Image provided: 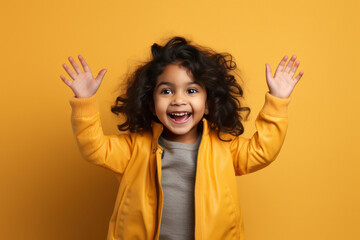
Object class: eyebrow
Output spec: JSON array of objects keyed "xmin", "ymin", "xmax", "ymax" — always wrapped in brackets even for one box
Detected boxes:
[{"xmin": 155, "ymin": 81, "xmax": 201, "ymax": 88}]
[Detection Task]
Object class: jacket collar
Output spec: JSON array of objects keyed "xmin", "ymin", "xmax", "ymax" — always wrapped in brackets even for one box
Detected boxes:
[{"xmin": 151, "ymin": 118, "xmax": 210, "ymax": 142}]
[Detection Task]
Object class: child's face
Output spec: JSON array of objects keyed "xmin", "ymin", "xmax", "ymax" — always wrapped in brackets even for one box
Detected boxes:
[{"xmin": 153, "ymin": 64, "xmax": 208, "ymax": 144}]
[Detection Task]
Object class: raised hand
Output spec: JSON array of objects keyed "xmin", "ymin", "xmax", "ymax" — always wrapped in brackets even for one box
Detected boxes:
[
  {"xmin": 60, "ymin": 55, "xmax": 107, "ymax": 98},
  {"xmin": 265, "ymin": 55, "xmax": 304, "ymax": 99}
]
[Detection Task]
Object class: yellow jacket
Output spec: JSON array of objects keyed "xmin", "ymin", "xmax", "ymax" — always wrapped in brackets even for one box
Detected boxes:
[{"xmin": 70, "ymin": 92, "xmax": 290, "ymax": 240}]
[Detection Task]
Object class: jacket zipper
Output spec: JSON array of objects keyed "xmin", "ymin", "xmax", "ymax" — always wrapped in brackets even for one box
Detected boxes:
[
  {"xmin": 194, "ymin": 132, "xmax": 205, "ymax": 239},
  {"xmin": 154, "ymin": 141, "xmax": 164, "ymax": 240}
]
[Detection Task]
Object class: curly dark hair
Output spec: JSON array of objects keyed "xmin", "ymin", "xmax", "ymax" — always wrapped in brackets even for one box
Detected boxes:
[{"xmin": 111, "ymin": 36, "xmax": 250, "ymax": 140}]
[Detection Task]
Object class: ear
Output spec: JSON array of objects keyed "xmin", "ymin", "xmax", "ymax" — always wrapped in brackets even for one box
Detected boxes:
[{"xmin": 204, "ymin": 101, "xmax": 209, "ymax": 115}]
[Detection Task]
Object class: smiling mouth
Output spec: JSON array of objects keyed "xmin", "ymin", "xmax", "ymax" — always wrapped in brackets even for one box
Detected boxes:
[{"xmin": 168, "ymin": 112, "xmax": 192, "ymax": 123}]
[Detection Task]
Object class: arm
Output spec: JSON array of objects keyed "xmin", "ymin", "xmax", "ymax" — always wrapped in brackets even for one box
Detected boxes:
[
  {"xmin": 231, "ymin": 92, "xmax": 290, "ymax": 175},
  {"xmin": 231, "ymin": 55, "xmax": 304, "ymax": 175},
  {"xmin": 61, "ymin": 55, "xmax": 131, "ymax": 174},
  {"xmin": 70, "ymin": 94, "xmax": 132, "ymax": 174}
]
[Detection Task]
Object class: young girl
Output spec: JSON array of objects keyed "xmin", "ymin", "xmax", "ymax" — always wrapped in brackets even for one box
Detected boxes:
[{"xmin": 60, "ymin": 36, "xmax": 303, "ymax": 240}]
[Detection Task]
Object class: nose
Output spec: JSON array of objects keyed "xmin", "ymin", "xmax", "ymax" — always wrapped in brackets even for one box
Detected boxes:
[{"xmin": 171, "ymin": 92, "xmax": 186, "ymax": 106}]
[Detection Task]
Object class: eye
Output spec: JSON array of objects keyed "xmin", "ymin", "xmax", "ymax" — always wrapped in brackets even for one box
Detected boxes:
[
  {"xmin": 187, "ymin": 88, "xmax": 198, "ymax": 94},
  {"xmin": 160, "ymin": 89, "xmax": 173, "ymax": 95}
]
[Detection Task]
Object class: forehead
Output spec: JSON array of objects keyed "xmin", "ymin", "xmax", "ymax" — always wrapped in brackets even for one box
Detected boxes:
[{"xmin": 156, "ymin": 64, "xmax": 194, "ymax": 84}]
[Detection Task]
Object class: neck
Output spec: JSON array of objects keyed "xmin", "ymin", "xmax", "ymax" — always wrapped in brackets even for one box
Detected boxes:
[{"xmin": 161, "ymin": 127, "xmax": 201, "ymax": 144}]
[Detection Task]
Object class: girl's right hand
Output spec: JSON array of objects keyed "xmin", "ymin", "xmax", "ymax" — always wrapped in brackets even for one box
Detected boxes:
[{"xmin": 60, "ymin": 55, "xmax": 107, "ymax": 98}]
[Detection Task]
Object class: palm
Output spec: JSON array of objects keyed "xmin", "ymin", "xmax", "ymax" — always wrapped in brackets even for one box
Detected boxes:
[
  {"xmin": 60, "ymin": 55, "xmax": 107, "ymax": 98},
  {"xmin": 69, "ymin": 71, "xmax": 99, "ymax": 97},
  {"xmin": 266, "ymin": 55, "xmax": 304, "ymax": 98}
]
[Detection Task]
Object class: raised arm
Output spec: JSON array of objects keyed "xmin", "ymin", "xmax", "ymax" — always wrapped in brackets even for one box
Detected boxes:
[
  {"xmin": 61, "ymin": 56, "xmax": 131, "ymax": 174},
  {"xmin": 231, "ymin": 93, "xmax": 290, "ymax": 175},
  {"xmin": 231, "ymin": 55, "xmax": 304, "ymax": 175}
]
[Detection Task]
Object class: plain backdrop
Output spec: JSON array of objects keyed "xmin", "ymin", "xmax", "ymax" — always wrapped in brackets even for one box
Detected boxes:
[{"xmin": 1, "ymin": 0, "xmax": 359, "ymax": 239}]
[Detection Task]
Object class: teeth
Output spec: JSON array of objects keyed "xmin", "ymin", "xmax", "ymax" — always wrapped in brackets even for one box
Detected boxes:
[{"xmin": 170, "ymin": 112, "xmax": 190, "ymax": 116}]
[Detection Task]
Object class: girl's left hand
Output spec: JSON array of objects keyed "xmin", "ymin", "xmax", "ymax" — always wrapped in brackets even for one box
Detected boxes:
[{"xmin": 265, "ymin": 55, "xmax": 304, "ymax": 98}]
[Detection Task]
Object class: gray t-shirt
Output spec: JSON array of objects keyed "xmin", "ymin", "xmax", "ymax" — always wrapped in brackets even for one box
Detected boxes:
[{"xmin": 158, "ymin": 136, "xmax": 201, "ymax": 240}]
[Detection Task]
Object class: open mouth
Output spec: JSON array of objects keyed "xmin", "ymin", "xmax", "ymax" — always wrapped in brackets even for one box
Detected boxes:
[{"xmin": 168, "ymin": 112, "xmax": 192, "ymax": 123}]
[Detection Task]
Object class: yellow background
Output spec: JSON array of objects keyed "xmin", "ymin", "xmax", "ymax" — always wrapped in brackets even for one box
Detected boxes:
[{"xmin": 1, "ymin": 0, "xmax": 359, "ymax": 239}]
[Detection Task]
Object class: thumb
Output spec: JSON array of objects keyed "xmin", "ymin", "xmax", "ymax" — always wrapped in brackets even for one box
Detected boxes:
[
  {"xmin": 95, "ymin": 69, "xmax": 107, "ymax": 83},
  {"xmin": 265, "ymin": 63, "xmax": 273, "ymax": 81}
]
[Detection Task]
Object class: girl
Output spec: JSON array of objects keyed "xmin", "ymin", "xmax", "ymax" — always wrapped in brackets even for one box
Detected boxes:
[{"xmin": 60, "ymin": 36, "xmax": 303, "ymax": 240}]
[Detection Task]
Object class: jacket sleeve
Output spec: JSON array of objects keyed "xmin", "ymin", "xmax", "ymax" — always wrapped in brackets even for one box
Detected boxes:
[
  {"xmin": 230, "ymin": 92, "xmax": 291, "ymax": 175},
  {"xmin": 69, "ymin": 94, "xmax": 132, "ymax": 174}
]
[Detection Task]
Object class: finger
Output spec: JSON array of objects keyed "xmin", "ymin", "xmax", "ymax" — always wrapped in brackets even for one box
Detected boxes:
[
  {"xmin": 68, "ymin": 56, "xmax": 83, "ymax": 74},
  {"xmin": 275, "ymin": 55, "xmax": 288, "ymax": 75},
  {"xmin": 293, "ymin": 70, "xmax": 304, "ymax": 84},
  {"xmin": 284, "ymin": 55, "xmax": 297, "ymax": 73},
  {"xmin": 62, "ymin": 63, "xmax": 77, "ymax": 80},
  {"xmin": 265, "ymin": 63, "xmax": 273, "ymax": 80},
  {"xmin": 95, "ymin": 69, "xmax": 107, "ymax": 82},
  {"xmin": 60, "ymin": 75, "xmax": 73, "ymax": 87},
  {"xmin": 289, "ymin": 61, "xmax": 300, "ymax": 77},
  {"xmin": 78, "ymin": 55, "xmax": 92, "ymax": 74}
]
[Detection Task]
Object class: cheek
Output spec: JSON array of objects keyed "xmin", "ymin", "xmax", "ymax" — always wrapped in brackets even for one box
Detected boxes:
[
  {"xmin": 153, "ymin": 97, "xmax": 166, "ymax": 114},
  {"xmin": 194, "ymin": 99, "xmax": 208, "ymax": 114},
  {"xmin": 200, "ymin": 96, "xmax": 208, "ymax": 112},
  {"xmin": 152, "ymin": 95, "xmax": 159, "ymax": 109}
]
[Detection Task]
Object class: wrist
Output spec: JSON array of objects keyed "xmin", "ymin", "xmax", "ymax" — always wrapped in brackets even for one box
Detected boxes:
[
  {"xmin": 74, "ymin": 91, "xmax": 96, "ymax": 99},
  {"xmin": 269, "ymin": 91, "xmax": 291, "ymax": 99}
]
